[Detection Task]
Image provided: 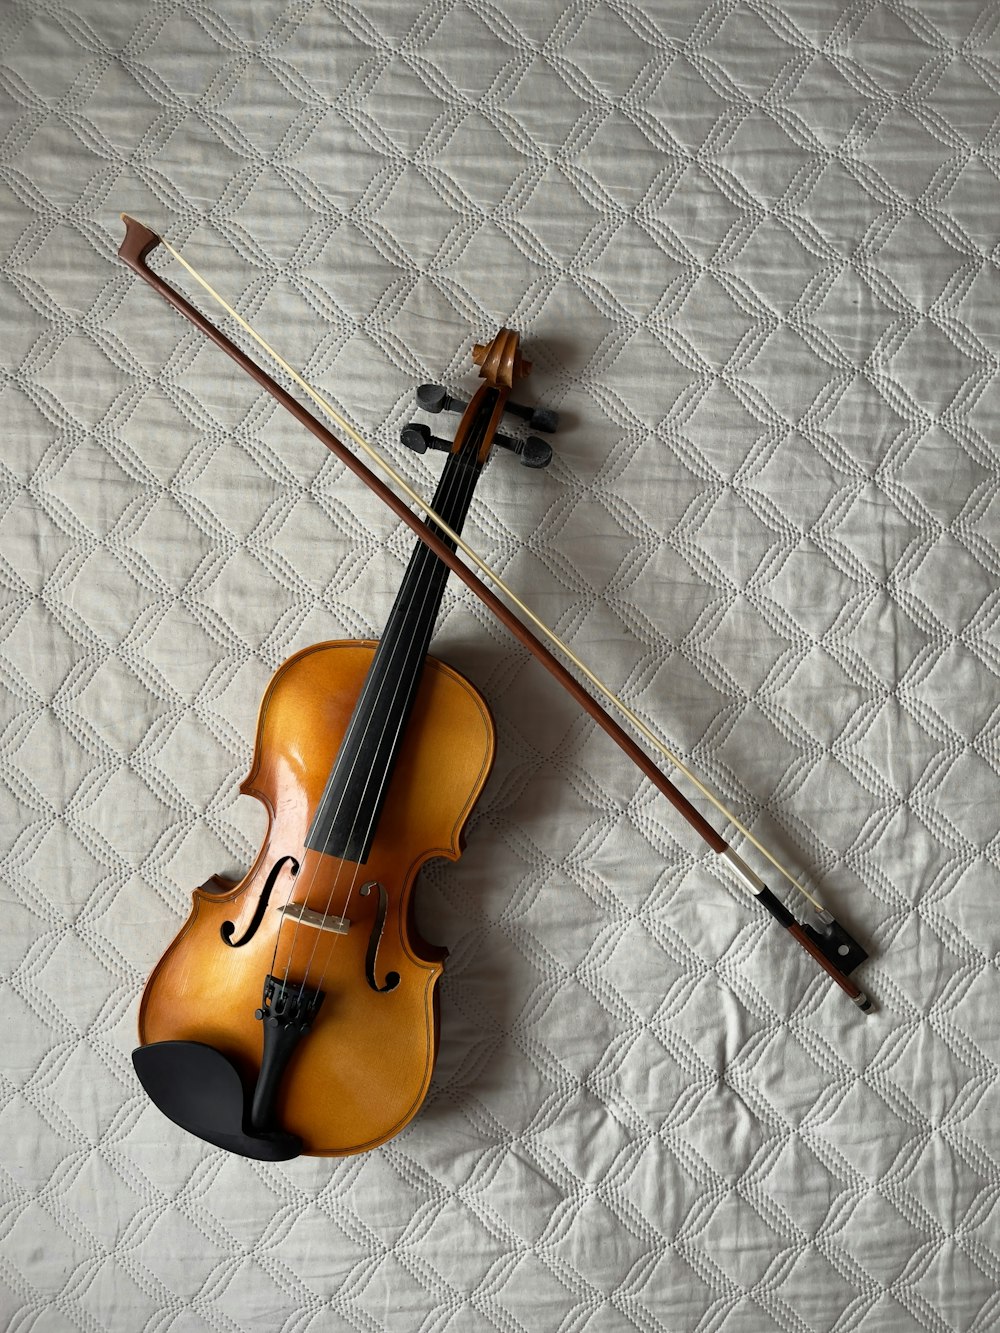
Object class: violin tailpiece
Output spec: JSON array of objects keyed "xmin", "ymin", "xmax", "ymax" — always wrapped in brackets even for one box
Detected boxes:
[{"xmin": 251, "ymin": 976, "xmax": 325, "ymax": 1138}]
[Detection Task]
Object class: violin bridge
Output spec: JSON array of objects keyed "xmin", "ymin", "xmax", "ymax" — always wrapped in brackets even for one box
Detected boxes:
[{"xmin": 276, "ymin": 903, "xmax": 350, "ymax": 935}]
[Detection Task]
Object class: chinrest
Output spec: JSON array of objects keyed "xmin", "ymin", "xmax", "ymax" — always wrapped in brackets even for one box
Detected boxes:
[{"xmin": 132, "ymin": 1041, "xmax": 301, "ymax": 1161}]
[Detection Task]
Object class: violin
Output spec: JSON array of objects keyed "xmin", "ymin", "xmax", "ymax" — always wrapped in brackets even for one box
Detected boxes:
[
  {"xmin": 119, "ymin": 217, "xmax": 872, "ymax": 1160},
  {"xmin": 131, "ymin": 325, "xmax": 552, "ymax": 1159}
]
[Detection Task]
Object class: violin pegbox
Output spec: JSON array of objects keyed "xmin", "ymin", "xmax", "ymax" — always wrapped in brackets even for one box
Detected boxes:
[
  {"xmin": 401, "ymin": 328, "xmax": 557, "ymax": 469},
  {"xmin": 416, "ymin": 384, "xmax": 558, "ymax": 434}
]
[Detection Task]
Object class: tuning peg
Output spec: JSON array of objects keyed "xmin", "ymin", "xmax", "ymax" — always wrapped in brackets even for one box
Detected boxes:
[
  {"xmin": 404, "ymin": 420, "xmax": 552, "ymax": 468},
  {"xmin": 400, "ymin": 423, "xmax": 451, "ymax": 454},
  {"xmin": 416, "ymin": 384, "xmax": 467, "ymax": 416},
  {"xmin": 502, "ymin": 401, "xmax": 559, "ymax": 433},
  {"xmin": 495, "ymin": 433, "xmax": 552, "ymax": 469},
  {"xmin": 417, "ymin": 383, "xmax": 558, "ymax": 434}
]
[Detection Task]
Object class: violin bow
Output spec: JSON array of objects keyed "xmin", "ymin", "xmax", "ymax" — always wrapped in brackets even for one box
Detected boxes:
[{"xmin": 117, "ymin": 215, "xmax": 872, "ymax": 1012}]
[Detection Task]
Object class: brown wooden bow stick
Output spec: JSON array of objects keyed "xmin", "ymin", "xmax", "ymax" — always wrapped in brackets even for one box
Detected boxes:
[{"xmin": 117, "ymin": 214, "xmax": 872, "ymax": 1012}]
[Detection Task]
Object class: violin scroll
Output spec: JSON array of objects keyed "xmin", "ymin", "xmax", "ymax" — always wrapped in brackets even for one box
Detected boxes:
[
  {"xmin": 472, "ymin": 327, "xmax": 529, "ymax": 387},
  {"xmin": 402, "ymin": 328, "xmax": 558, "ymax": 470}
]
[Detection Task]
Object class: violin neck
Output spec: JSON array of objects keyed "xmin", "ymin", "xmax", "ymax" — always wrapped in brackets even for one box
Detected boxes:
[{"xmin": 304, "ymin": 396, "xmax": 495, "ymax": 863}]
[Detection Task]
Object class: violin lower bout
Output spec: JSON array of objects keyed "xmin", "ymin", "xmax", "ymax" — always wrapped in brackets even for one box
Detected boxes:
[{"xmin": 136, "ymin": 640, "xmax": 495, "ymax": 1157}]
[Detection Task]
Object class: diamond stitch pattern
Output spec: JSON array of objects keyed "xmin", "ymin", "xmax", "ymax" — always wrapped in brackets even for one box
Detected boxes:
[{"xmin": 2, "ymin": 1, "xmax": 1000, "ymax": 1329}]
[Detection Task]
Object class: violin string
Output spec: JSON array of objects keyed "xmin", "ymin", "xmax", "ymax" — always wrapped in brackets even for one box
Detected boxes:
[
  {"xmin": 310, "ymin": 435, "xmax": 481, "ymax": 874},
  {"xmin": 302, "ymin": 440, "xmax": 484, "ymax": 1002},
  {"xmin": 274, "ymin": 421, "xmax": 481, "ymax": 999},
  {"xmin": 156, "ymin": 232, "xmax": 822, "ymax": 912},
  {"xmin": 295, "ymin": 438, "xmax": 478, "ymax": 994}
]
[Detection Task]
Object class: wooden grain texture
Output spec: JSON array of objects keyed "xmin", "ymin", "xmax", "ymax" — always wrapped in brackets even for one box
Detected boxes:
[{"xmin": 138, "ymin": 641, "xmax": 495, "ymax": 1155}]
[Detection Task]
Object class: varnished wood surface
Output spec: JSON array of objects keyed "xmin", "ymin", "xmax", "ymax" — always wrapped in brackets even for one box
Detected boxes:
[
  {"xmin": 138, "ymin": 641, "xmax": 495, "ymax": 1155},
  {"xmin": 118, "ymin": 225, "xmax": 731, "ymax": 862}
]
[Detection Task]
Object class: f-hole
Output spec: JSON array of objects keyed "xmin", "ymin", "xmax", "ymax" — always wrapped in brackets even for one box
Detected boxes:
[
  {"xmin": 360, "ymin": 881, "xmax": 400, "ymax": 992},
  {"xmin": 221, "ymin": 855, "xmax": 299, "ymax": 947}
]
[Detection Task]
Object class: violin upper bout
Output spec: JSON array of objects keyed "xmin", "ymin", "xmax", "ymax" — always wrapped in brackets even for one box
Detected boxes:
[{"xmin": 230, "ymin": 640, "xmax": 495, "ymax": 864}]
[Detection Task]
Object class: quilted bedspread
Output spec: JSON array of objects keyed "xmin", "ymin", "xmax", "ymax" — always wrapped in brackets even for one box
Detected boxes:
[{"xmin": 2, "ymin": 1, "xmax": 999, "ymax": 1329}]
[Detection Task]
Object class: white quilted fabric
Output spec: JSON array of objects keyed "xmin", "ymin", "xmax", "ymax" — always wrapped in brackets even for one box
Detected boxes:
[{"xmin": 2, "ymin": 1, "xmax": 999, "ymax": 1329}]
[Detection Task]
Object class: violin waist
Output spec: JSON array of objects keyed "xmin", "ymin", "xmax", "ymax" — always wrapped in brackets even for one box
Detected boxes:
[{"xmin": 136, "ymin": 639, "xmax": 495, "ymax": 1156}]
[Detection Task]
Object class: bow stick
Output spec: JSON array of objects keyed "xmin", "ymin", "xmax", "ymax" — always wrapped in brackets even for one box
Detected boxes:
[{"xmin": 117, "ymin": 215, "xmax": 872, "ymax": 1012}]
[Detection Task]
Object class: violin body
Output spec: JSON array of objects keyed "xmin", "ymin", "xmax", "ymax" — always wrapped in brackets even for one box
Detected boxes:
[
  {"xmin": 116, "ymin": 305, "xmax": 566, "ymax": 1156},
  {"xmin": 138, "ymin": 640, "xmax": 494, "ymax": 1155}
]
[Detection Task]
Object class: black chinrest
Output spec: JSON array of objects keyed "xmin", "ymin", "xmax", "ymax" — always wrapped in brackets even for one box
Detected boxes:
[{"xmin": 132, "ymin": 1041, "xmax": 301, "ymax": 1161}]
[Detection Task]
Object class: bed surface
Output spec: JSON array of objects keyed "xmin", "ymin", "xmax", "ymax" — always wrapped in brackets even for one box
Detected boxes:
[{"xmin": 2, "ymin": 2, "xmax": 998, "ymax": 1330}]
